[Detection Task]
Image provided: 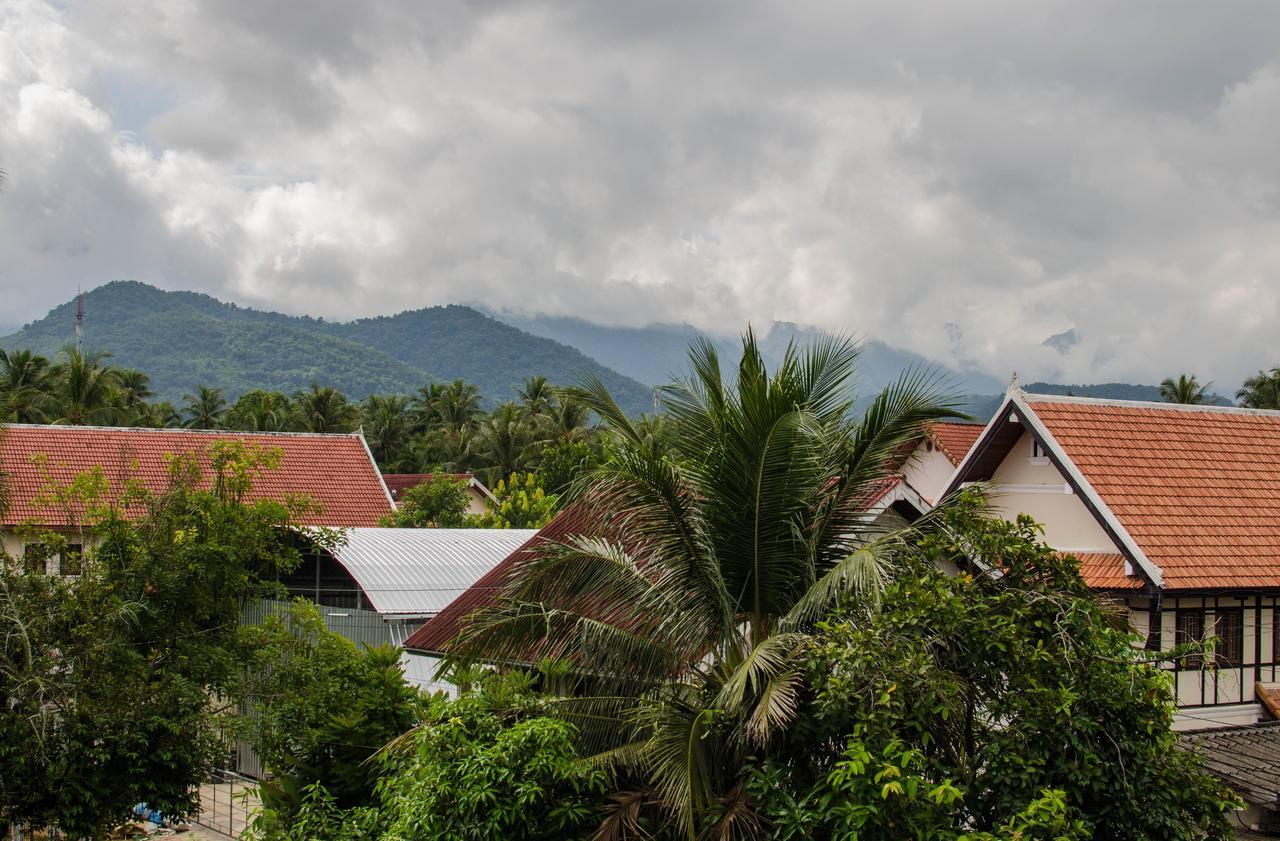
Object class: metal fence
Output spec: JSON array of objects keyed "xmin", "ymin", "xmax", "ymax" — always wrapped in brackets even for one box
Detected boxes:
[
  {"xmin": 241, "ymin": 598, "xmax": 393, "ymax": 649},
  {"xmin": 193, "ymin": 768, "xmax": 257, "ymax": 838}
]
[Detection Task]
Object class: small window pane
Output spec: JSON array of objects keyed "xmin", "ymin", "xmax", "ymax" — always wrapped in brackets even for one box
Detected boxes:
[
  {"xmin": 1176, "ymin": 610, "xmax": 1205, "ymax": 668},
  {"xmin": 1215, "ymin": 608, "xmax": 1244, "ymax": 668},
  {"xmin": 22, "ymin": 543, "xmax": 50, "ymax": 575}
]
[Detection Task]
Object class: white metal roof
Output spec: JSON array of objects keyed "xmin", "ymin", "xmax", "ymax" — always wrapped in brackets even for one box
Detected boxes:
[{"xmin": 328, "ymin": 528, "xmax": 538, "ymax": 616}]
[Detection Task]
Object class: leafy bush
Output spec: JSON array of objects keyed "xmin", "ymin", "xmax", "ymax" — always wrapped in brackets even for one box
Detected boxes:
[
  {"xmin": 381, "ymin": 474, "xmax": 471, "ymax": 527},
  {"xmin": 466, "ymin": 472, "xmax": 558, "ymax": 528}
]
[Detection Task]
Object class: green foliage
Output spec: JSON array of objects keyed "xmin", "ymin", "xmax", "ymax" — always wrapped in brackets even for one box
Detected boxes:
[
  {"xmin": 1238, "ymin": 366, "xmax": 1280, "ymax": 409},
  {"xmin": 251, "ymin": 671, "xmax": 605, "ymax": 841},
  {"xmin": 535, "ymin": 438, "xmax": 601, "ymax": 494},
  {"xmin": 0, "ymin": 442, "xmax": 310, "ymax": 835},
  {"xmin": 466, "ymin": 472, "xmax": 559, "ymax": 528},
  {"xmin": 748, "ymin": 495, "xmax": 1238, "ymax": 840},
  {"xmin": 381, "ymin": 474, "xmax": 471, "ymax": 527},
  {"xmin": 238, "ymin": 602, "xmax": 421, "ymax": 821},
  {"xmin": 1160, "ymin": 373, "xmax": 1211, "ymax": 405},
  {"xmin": 0, "ymin": 280, "xmax": 653, "ymax": 412}
]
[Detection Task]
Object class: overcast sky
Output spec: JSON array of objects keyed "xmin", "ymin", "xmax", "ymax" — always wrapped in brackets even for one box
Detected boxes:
[{"xmin": 3, "ymin": 1, "xmax": 1280, "ymax": 387}]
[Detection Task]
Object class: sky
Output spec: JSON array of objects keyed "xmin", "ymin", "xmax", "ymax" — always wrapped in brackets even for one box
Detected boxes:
[{"xmin": 2, "ymin": 1, "xmax": 1280, "ymax": 388}]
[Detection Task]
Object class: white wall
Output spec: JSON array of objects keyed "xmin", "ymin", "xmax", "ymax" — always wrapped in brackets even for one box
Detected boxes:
[
  {"xmin": 900, "ymin": 442, "xmax": 957, "ymax": 503},
  {"xmin": 986, "ymin": 431, "xmax": 1115, "ymax": 552}
]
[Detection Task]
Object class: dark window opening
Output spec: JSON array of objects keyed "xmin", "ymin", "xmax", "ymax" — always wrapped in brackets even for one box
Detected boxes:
[
  {"xmin": 59, "ymin": 544, "xmax": 83, "ymax": 576},
  {"xmin": 23, "ymin": 543, "xmax": 50, "ymax": 575},
  {"xmin": 1215, "ymin": 608, "xmax": 1244, "ymax": 668},
  {"xmin": 1176, "ymin": 610, "xmax": 1206, "ymax": 668}
]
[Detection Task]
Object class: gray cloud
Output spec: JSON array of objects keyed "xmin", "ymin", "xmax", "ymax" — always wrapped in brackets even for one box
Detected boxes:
[{"xmin": 2, "ymin": 0, "xmax": 1280, "ymax": 390}]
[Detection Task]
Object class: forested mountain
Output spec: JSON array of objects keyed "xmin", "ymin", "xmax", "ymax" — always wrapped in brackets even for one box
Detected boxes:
[
  {"xmin": 0, "ymin": 282, "xmax": 654, "ymax": 413},
  {"xmin": 486, "ymin": 310, "xmax": 1006, "ymax": 396},
  {"xmin": 1024, "ymin": 381, "xmax": 1234, "ymax": 406}
]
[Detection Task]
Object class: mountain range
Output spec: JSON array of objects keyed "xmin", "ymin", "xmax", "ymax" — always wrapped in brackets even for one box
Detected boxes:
[
  {"xmin": 0, "ymin": 282, "xmax": 656, "ymax": 413},
  {"xmin": 2, "ymin": 281, "xmax": 1228, "ymax": 419}
]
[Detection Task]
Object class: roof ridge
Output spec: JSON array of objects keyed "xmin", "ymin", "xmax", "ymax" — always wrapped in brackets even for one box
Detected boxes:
[
  {"xmin": 4, "ymin": 423, "xmax": 363, "ymax": 438},
  {"xmin": 1022, "ymin": 392, "xmax": 1280, "ymax": 418}
]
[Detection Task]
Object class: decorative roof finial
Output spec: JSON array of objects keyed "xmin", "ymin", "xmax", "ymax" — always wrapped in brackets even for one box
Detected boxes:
[{"xmin": 1009, "ymin": 371, "xmax": 1021, "ymax": 393}]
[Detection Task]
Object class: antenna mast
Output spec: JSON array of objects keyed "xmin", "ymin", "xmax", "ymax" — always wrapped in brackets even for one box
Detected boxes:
[{"xmin": 75, "ymin": 288, "xmax": 84, "ymax": 353}]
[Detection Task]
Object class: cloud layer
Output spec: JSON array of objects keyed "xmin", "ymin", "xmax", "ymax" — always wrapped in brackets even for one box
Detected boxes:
[{"xmin": 3, "ymin": 0, "xmax": 1280, "ymax": 388}]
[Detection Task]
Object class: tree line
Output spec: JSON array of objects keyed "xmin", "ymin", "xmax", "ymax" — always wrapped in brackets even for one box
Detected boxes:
[{"xmin": 0, "ymin": 345, "xmax": 672, "ymax": 487}]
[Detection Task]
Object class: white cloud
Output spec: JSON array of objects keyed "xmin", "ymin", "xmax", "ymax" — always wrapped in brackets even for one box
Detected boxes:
[{"xmin": 2, "ymin": 0, "xmax": 1280, "ymax": 391}]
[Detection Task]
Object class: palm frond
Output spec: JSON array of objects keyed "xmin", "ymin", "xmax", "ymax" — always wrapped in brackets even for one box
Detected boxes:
[
  {"xmin": 713, "ymin": 631, "xmax": 808, "ymax": 747},
  {"xmin": 779, "ymin": 541, "xmax": 887, "ymax": 632}
]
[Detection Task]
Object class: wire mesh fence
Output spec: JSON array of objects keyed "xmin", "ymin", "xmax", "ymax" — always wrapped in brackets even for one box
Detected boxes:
[{"xmin": 193, "ymin": 768, "xmax": 258, "ymax": 838}]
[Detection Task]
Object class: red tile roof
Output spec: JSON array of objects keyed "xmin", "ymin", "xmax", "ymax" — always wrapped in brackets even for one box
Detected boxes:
[
  {"xmin": 0, "ymin": 424, "xmax": 393, "ymax": 527},
  {"xmin": 404, "ymin": 502, "xmax": 595, "ymax": 653},
  {"xmin": 383, "ymin": 473, "xmax": 476, "ymax": 502},
  {"xmin": 1027, "ymin": 397, "xmax": 1280, "ymax": 590},
  {"xmin": 1068, "ymin": 552, "xmax": 1144, "ymax": 590},
  {"xmin": 926, "ymin": 421, "xmax": 985, "ymax": 466}
]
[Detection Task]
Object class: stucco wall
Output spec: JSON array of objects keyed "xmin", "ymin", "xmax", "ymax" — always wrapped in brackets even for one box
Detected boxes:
[
  {"xmin": 985, "ymin": 431, "xmax": 1115, "ymax": 552},
  {"xmin": 900, "ymin": 443, "xmax": 957, "ymax": 503}
]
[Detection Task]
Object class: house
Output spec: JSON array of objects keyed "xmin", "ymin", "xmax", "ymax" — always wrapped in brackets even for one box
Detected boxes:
[
  {"xmin": 383, "ymin": 473, "xmax": 494, "ymax": 516},
  {"xmin": 898, "ymin": 421, "xmax": 986, "ymax": 503},
  {"xmin": 943, "ymin": 387, "xmax": 1280, "ymax": 731},
  {"xmin": 0, "ymin": 423, "xmax": 395, "ymax": 567}
]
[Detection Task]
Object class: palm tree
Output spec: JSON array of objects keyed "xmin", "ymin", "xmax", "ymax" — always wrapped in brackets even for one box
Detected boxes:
[
  {"xmin": 519, "ymin": 375, "xmax": 554, "ymax": 416},
  {"xmin": 113, "ymin": 368, "xmax": 154, "ymax": 423},
  {"xmin": 137, "ymin": 401, "xmax": 181, "ymax": 428},
  {"xmin": 292, "ymin": 384, "xmax": 355, "ymax": 433},
  {"xmin": 1238, "ymin": 367, "xmax": 1280, "ymax": 409},
  {"xmin": 361, "ymin": 394, "xmax": 410, "ymax": 468},
  {"xmin": 183, "ymin": 386, "xmax": 227, "ymax": 429},
  {"xmin": 542, "ymin": 389, "xmax": 592, "ymax": 442},
  {"xmin": 473, "ymin": 402, "xmax": 540, "ymax": 484},
  {"xmin": 226, "ymin": 390, "xmax": 293, "ymax": 432},
  {"xmin": 452, "ymin": 332, "xmax": 960, "ymax": 836},
  {"xmin": 50, "ymin": 347, "xmax": 121, "ymax": 426},
  {"xmin": 0, "ymin": 349, "xmax": 54, "ymax": 423},
  {"xmin": 1160, "ymin": 373, "xmax": 1210, "ymax": 405},
  {"xmin": 434, "ymin": 379, "xmax": 483, "ymax": 432}
]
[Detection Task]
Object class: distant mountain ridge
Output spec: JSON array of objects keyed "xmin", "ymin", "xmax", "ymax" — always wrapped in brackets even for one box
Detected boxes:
[
  {"xmin": 483, "ymin": 310, "xmax": 1007, "ymax": 397},
  {"xmin": 0, "ymin": 282, "xmax": 655, "ymax": 413}
]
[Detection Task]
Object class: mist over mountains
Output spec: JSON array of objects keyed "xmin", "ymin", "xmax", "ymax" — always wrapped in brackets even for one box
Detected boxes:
[{"xmin": 2, "ymin": 281, "xmax": 1210, "ymax": 419}]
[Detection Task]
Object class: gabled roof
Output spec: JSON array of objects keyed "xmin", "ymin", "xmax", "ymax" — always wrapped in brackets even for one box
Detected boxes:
[
  {"xmin": 403, "ymin": 503, "xmax": 595, "ymax": 653},
  {"xmin": 383, "ymin": 473, "xmax": 494, "ymax": 503},
  {"xmin": 326, "ymin": 527, "xmax": 538, "ymax": 615},
  {"xmin": 946, "ymin": 391, "xmax": 1280, "ymax": 591},
  {"xmin": 925, "ymin": 421, "xmax": 985, "ymax": 466},
  {"xmin": 0, "ymin": 424, "xmax": 394, "ymax": 527}
]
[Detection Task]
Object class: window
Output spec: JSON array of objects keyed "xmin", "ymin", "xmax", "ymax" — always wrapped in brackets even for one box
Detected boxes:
[
  {"xmin": 1215, "ymin": 608, "xmax": 1244, "ymax": 668},
  {"xmin": 1030, "ymin": 438, "xmax": 1049, "ymax": 462},
  {"xmin": 1176, "ymin": 609, "xmax": 1206, "ymax": 668},
  {"xmin": 59, "ymin": 544, "xmax": 83, "ymax": 576},
  {"xmin": 22, "ymin": 542, "xmax": 51, "ymax": 575},
  {"xmin": 1273, "ymin": 606, "xmax": 1279, "ymax": 667}
]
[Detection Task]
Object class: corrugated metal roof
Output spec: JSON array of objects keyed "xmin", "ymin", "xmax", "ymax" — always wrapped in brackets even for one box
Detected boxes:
[{"xmin": 330, "ymin": 528, "xmax": 538, "ymax": 616}]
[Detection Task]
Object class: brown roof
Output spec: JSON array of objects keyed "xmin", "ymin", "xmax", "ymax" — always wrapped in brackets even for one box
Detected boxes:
[
  {"xmin": 1179, "ymin": 721, "xmax": 1280, "ymax": 810},
  {"xmin": 403, "ymin": 502, "xmax": 595, "ymax": 653},
  {"xmin": 1068, "ymin": 552, "xmax": 1144, "ymax": 590},
  {"xmin": 926, "ymin": 421, "xmax": 985, "ymax": 466},
  {"xmin": 1027, "ymin": 397, "xmax": 1280, "ymax": 590},
  {"xmin": 383, "ymin": 473, "xmax": 476, "ymax": 502},
  {"xmin": 0, "ymin": 424, "xmax": 393, "ymax": 527}
]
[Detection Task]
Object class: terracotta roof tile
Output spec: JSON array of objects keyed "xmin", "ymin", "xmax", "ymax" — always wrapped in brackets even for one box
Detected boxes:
[
  {"xmin": 1028, "ymin": 398, "xmax": 1280, "ymax": 590},
  {"xmin": 927, "ymin": 421, "xmax": 985, "ymax": 466},
  {"xmin": 1067, "ymin": 552, "xmax": 1144, "ymax": 590},
  {"xmin": 0, "ymin": 424, "xmax": 392, "ymax": 527},
  {"xmin": 383, "ymin": 473, "xmax": 476, "ymax": 502}
]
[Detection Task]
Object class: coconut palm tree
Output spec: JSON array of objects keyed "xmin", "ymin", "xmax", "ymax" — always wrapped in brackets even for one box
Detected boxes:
[
  {"xmin": 183, "ymin": 386, "xmax": 228, "ymax": 429},
  {"xmin": 1159, "ymin": 373, "xmax": 1210, "ymax": 405},
  {"xmin": 434, "ymin": 379, "xmax": 483, "ymax": 433},
  {"xmin": 226, "ymin": 390, "xmax": 294, "ymax": 432},
  {"xmin": 519, "ymin": 375, "xmax": 554, "ymax": 416},
  {"xmin": 473, "ymin": 401, "xmax": 541, "ymax": 484},
  {"xmin": 1238, "ymin": 367, "xmax": 1280, "ymax": 409},
  {"xmin": 114, "ymin": 368, "xmax": 154, "ymax": 423},
  {"xmin": 452, "ymin": 332, "xmax": 960, "ymax": 837},
  {"xmin": 292, "ymin": 384, "xmax": 355, "ymax": 433},
  {"xmin": 0, "ymin": 349, "xmax": 55, "ymax": 423},
  {"xmin": 361, "ymin": 394, "xmax": 410, "ymax": 468},
  {"xmin": 50, "ymin": 347, "xmax": 121, "ymax": 426}
]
